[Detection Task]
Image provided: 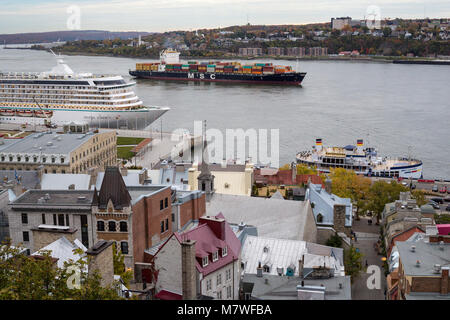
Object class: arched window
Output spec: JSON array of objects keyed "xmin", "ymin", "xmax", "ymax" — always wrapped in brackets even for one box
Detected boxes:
[
  {"xmin": 97, "ymin": 220, "xmax": 105, "ymax": 231},
  {"xmin": 316, "ymin": 213, "xmax": 324, "ymax": 223},
  {"xmin": 108, "ymin": 221, "xmax": 116, "ymax": 231},
  {"xmin": 263, "ymin": 265, "xmax": 270, "ymax": 273},
  {"xmin": 119, "ymin": 221, "xmax": 127, "ymax": 232}
]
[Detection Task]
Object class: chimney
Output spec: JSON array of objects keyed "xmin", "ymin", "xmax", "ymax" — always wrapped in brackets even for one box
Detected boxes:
[
  {"xmin": 315, "ymin": 138, "xmax": 323, "ymax": 152},
  {"xmin": 86, "ymin": 241, "xmax": 115, "ymax": 288},
  {"xmin": 256, "ymin": 262, "xmax": 263, "ymax": 277},
  {"xmin": 299, "ymin": 256, "xmax": 304, "ymax": 278},
  {"xmin": 138, "ymin": 168, "xmax": 148, "ymax": 185},
  {"xmin": 88, "ymin": 167, "xmax": 98, "ymax": 189},
  {"xmin": 333, "ymin": 204, "xmax": 347, "ymax": 235},
  {"xmin": 181, "ymin": 240, "xmax": 197, "ymax": 300},
  {"xmin": 120, "ymin": 167, "xmax": 128, "ymax": 176},
  {"xmin": 441, "ymin": 267, "xmax": 449, "ymax": 295},
  {"xmin": 199, "ymin": 216, "xmax": 226, "ymax": 241},
  {"xmin": 291, "ymin": 162, "xmax": 297, "ymax": 184},
  {"xmin": 325, "ymin": 178, "xmax": 332, "ymax": 194},
  {"xmin": 356, "ymin": 139, "xmax": 363, "ymax": 153}
]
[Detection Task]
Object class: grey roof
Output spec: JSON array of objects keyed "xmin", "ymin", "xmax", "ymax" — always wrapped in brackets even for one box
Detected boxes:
[
  {"xmin": 242, "ymin": 274, "xmax": 351, "ymax": 300},
  {"xmin": 11, "ymin": 189, "xmax": 94, "ymax": 208},
  {"xmin": 0, "ymin": 131, "xmax": 96, "ymax": 155},
  {"xmin": 206, "ymin": 193, "xmax": 315, "ymax": 241},
  {"xmin": 41, "ymin": 173, "xmax": 91, "ymax": 190},
  {"xmin": 127, "ymin": 185, "xmax": 170, "ymax": 205},
  {"xmin": 0, "ymin": 170, "xmax": 40, "ymax": 190},
  {"xmin": 396, "ymin": 240, "xmax": 450, "ymax": 276}
]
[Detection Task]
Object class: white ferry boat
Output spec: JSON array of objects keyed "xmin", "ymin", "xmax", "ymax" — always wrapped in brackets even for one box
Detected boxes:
[
  {"xmin": 296, "ymin": 139, "xmax": 423, "ymax": 179},
  {"xmin": 0, "ymin": 53, "xmax": 169, "ymax": 129}
]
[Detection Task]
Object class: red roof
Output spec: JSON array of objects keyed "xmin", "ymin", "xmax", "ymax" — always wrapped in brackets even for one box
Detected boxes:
[
  {"xmin": 173, "ymin": 213, "xmax": 241, "ymax": 276},
  {"xmin": 254, "ymin": 168, "xmax": 323, "ymax": 186},
  {"xmin": 388, "ymin": 226, "xmax": 425, "ymax": 257},
  {"xmin": 437, "ymin": 224, "xmax": 450, "ymax": 236},
  {"xmin": 155, "ymin": 290, "xmax": 182, "ymax": 300}
]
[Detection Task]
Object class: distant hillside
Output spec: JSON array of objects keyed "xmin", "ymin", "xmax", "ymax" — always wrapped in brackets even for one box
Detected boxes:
[{"xmin": 0, "ymin": 30, "xmax": 151, "ymax": 44}]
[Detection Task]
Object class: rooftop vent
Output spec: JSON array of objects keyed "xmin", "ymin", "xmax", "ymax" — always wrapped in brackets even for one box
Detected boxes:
[
  {"xmin": 434, "ymin": 264, "xmax": 441, "ymax": 273},
  {"xmin": 410, "ymin": 245, "xmax": 416, "ymax": 252},
  {"xmin": 339, "ymin": 283, "xmax": 343, "ymax": 289},
  {"xmin": 44, "ymin": 193, "xmax": 51, "ymax": 200},
  {"xmin": 77, "ymin": 196, "xmax": 87, "ymax": 202},
  {"xmin": 416, "ymin": 260, "xmax": 421, "ymax": 267},
  {"xmin": 47, "ymin": 141, "xmax": 53, "ymax": 146},
  {"xmin": 440, "ymin": 241, "xmax": 444, "ymax": 250}
]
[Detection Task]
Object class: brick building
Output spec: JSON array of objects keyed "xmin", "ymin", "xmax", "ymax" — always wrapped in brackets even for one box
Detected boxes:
[
  {"xmin": 267, "ymin": 47, "xmax": 285, "ymax": 56},
  {"xmin": 238, "ymin": 48, "xmax": 263, "ymax": 56},
  {"xmin": 309, "ymin": 47, "xmax": 328, "ymax": 56},
  {"xmin": 394, "ymin": 235, "xmax": 450, "ymax": 300},
  {"xmin": 286, "ymin": 47, "xmax": 307, "ymax": 57}
]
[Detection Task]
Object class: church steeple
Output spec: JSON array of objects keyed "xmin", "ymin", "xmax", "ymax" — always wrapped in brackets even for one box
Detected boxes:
[{"xmin": 197, "ymin": 120, "xmax": 214, "ymax": 201}]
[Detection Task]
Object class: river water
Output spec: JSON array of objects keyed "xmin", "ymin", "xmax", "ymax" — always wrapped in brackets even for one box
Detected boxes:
[{"xmin": 1, "ymin": 48, "xmax": 449, "ymax": 179}]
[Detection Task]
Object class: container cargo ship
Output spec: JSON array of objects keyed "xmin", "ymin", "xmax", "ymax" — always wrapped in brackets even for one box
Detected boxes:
[
  {"xmin": 0, "ymin": 52, "xmax": 169, "ymax": 130},
  {"xmin": 129, "ymin": 49, "xmax": 306, "ymax": 85},
  {"xmin": 296, "ymin": 139, "xmax": 423, "ymax": 179}
]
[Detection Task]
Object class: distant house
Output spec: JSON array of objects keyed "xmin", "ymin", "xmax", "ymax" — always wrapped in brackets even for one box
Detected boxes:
[{"xmin": 305, "ymin": 181, "xmax": 352, "ymax": 235}]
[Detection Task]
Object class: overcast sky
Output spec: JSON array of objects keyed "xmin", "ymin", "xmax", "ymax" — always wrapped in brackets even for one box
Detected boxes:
[{"xmin": 1, "ymin": 0, "xmax": 449, "ymax": 34}]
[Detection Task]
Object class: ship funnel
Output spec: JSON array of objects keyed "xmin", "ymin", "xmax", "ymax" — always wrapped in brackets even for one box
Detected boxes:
[
  {"xmin": 315, "ymin": 138, "xmax": 323, "ymax": 151},
  {"xmin": 357, "ymin": 139, "xmax": 363, "ymax": 153}
]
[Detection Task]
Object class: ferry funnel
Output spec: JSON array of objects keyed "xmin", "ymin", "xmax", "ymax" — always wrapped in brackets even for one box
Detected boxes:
[
  {"xmin": 316, "ymin": 138, "xmax": 323, "ymax": 151},
  {"xmin": 357, "ymin": 139, "xmax": 363, "ymax": 153}
]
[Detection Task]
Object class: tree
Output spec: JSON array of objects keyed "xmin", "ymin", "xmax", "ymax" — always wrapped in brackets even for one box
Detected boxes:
[
  {"xmin": 383, "ymin": 27, "xmax": 392, "ymax": 37},
  {"xmin": 329, "ymin": 168, "xmax": 371, "ymax": 220},
  {"xmin": 411, "ymin": 190, "xmax": 427, "ymax": 206},
  {"xmin": 344, "ymin": 246, "xmax": 364, "ymax": 283},
  {"xmin": 296, "ymin": 164, "xmax": 318, "ymax": 175},
  {"xmin": 0, "ymin": 244, "xmax": 123, "ymax": 300},
  {"xmin": 112, "ymin": 243, "xmax": 133, "ymax": 287},
  {"xmin": 326, "ymin": 233, "xmax": 343, "ymax": 248},
  {"xmin": 366, "ymin": 180, "xmax": 408, "ymax": 224}
]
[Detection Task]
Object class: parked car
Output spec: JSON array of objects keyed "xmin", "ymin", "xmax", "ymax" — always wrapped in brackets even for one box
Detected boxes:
[
  {"xmin": 428, "ymin": 202, "xmax": 440, "ymax": 210},
  {"xmin": 431, "ymin": 197, "xmax": 444, "ymax": 204},
  {"xmin": 440, "ymin": 186, "xmax": 447, "ymax": 193},
  {"xmin": 432, "ymin": 185, "xmax": 439, "ymax": 192},
  {"xmin": 444, "ymin": 197, "xmax": 450, "ymax": 203},
  {"xmin": 446, "ymin": 205, "xmax": 450, "ymax": 212}
]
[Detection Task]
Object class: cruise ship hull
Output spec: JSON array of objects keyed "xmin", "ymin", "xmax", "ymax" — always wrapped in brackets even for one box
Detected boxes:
[
  {"xmin": 130, "ymin": 70, "xmax": 307, "ymax": 85},
  {"xmin": 0, "ymin": 106, "xmax": 169, "ymax": 130},
  {"xmin": 296, "ymin": 158, "xmax": 423, "ymax": 179}
]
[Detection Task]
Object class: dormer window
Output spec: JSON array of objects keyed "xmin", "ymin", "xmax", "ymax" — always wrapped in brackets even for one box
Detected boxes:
[
  {"xmin": 212, "ymin": 251, "xmax": 218, "ymax": 262},
  {"xmin": 222, "ymin": 246, "xmax": 228, "ymax": 257},
  {"xmin": 202, "ymin": 256, "xmax": 208, "ymax": 267}
]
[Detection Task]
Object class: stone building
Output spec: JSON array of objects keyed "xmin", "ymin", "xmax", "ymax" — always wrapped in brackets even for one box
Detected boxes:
[
  {"xmin": 238, "ymin": 48, "xmax": 263, "ymax": 56},
  {"xmin": 267, "ymin": 47, "xmax": 285, "ymax": 56},
  {"xmin": 0, "ymin": 130, "xmax": 116, "ymax": 174},
  {"xmin": 7, "ymin": 189, "xmax": 95, "ymax": 252}
]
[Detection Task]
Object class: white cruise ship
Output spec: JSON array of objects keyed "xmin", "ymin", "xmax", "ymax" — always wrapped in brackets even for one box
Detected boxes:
[{"xmin": 0, "ymin": 54, "xmax": 169, "ymax": 129}]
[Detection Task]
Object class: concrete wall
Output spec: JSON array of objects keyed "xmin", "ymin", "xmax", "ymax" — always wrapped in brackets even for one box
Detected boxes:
[
  {"xmin": 154, "ymin": 236, "xmax": 183, "ymax": 296},
  {"xmin": 88, "ymin": 242, "xmax": 115, "ymax": 288}
]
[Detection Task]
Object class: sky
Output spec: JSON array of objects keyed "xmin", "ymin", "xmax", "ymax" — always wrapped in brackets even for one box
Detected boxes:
[{"xmin": 0, "ymin": 0, "xmax": 449, "ymax": 34}]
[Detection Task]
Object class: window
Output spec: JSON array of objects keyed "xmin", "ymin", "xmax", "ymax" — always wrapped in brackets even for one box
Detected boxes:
[
  {"xmin": 41, "ymin": 214, "xmax": 46, "ymax": 224},
  {"xmin": 227, "ymin": 286, "xmax": 232, "ymax": 298},
  {"xmin": 217, "ymin": 290, "xmax": 222, "ymax": 299},
  {"xmin": 160, "ymin": 221, "xmax": 164, "ymax": 233},
  {"xmin": 164, "ymin": 197, "xmax": 168, "ymax": 208},
  {"xmin": 120, "ymin": 221, "xmax": 127, "ymax": 232},
  {"xmin": 58, "ymin": 214, "xmax": 65, "ymax": 226},
  {"xmin": 66, "ymin": 214, "xmax": 69, "ymax": 226},
  {"xmin": 206, "ymin": 279, "xmax": 212, "ymax": 291},
  {"xmin": 316, "ymin": 213, "xmax": 324, "ymax": 223},
  {"xmin": 53, "ymin": 214, "xmax": 57, "ymax": 225},
  {"xmin": 226, "ymin": 269, "xmax": 231, "ymax": 281},
  {"xmin": 120, "ymin": 242, "xmax": 129, "ymax": 254},
  {"xmin": 217, "ymin": 273, "xmax": 222, "ymax": 286},
  {"xmin": 212, "ymin": 251, "xmax": 218, "ymax": 262},
  {"xmin": 23, "ymin": 231, "xmax": 29, "ymax": 242},
  {"xmin": 108, "ymin": 221, "xmax": 116, "ymax": 231},
  {"xmin": 263, "ymin": 265, "xmax": 270, "ymax": 273},
  {"xmin": 160, "ymin": 199, "xmax": 164, "ymax": 210},
  {"xmin": 222, "ymin": 246, "xmax": 228, "ymax": 257},
  {"xmin": 202, "ymin": 256, "xmax": 208, "ymax": 267},
  {"xmin": 97, "ymin": 221, "xmax": 105, "ymax": 231},
  {"xmin": 165, "ymin": 218, "xmax": 169, "ymax": 231},
  {"xmin": 21, "ymin": 213, "xmax": 28, "ymax": 224}
]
